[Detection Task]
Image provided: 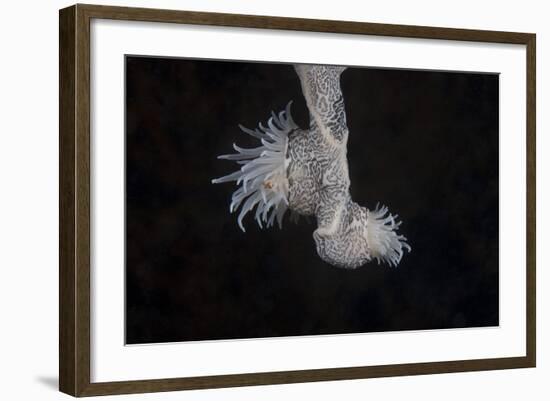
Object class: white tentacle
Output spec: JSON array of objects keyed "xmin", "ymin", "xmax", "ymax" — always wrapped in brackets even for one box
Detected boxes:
[{"xmin": 212, "ymin": 101, "xmax": 296, "ymax": 232}]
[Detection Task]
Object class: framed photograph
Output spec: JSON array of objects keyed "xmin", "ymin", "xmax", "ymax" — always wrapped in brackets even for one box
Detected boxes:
[{"xmin": 59, "ymin": 4, "xmax": 536, "ymax": 397}]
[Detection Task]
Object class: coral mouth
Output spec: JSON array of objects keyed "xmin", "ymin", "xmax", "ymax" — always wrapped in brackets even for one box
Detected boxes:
[{"xmin": 212, "ymin": 101, "xmax": 297, "ymax": 231}]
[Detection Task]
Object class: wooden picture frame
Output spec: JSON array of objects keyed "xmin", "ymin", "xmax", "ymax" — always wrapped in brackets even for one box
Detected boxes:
[{"xmin": 59, "ymin": 3, "xmax": 536, "ymax": 397}]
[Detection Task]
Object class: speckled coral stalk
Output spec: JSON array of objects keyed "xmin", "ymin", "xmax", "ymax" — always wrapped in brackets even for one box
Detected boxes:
[{"xmin": 213, "ymin": 64, "xmax": 411, "ymax": 268}]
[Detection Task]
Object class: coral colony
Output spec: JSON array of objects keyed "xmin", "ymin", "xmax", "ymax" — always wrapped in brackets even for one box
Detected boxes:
[{"xmin": 213, "ymin": 65, "xmax": 410, "ymax": 269}]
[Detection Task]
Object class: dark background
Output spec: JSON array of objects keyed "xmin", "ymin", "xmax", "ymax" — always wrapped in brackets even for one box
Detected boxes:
[{"xmin": 125, "ymin": 56, "xmax": 499, "ymax": 344}]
